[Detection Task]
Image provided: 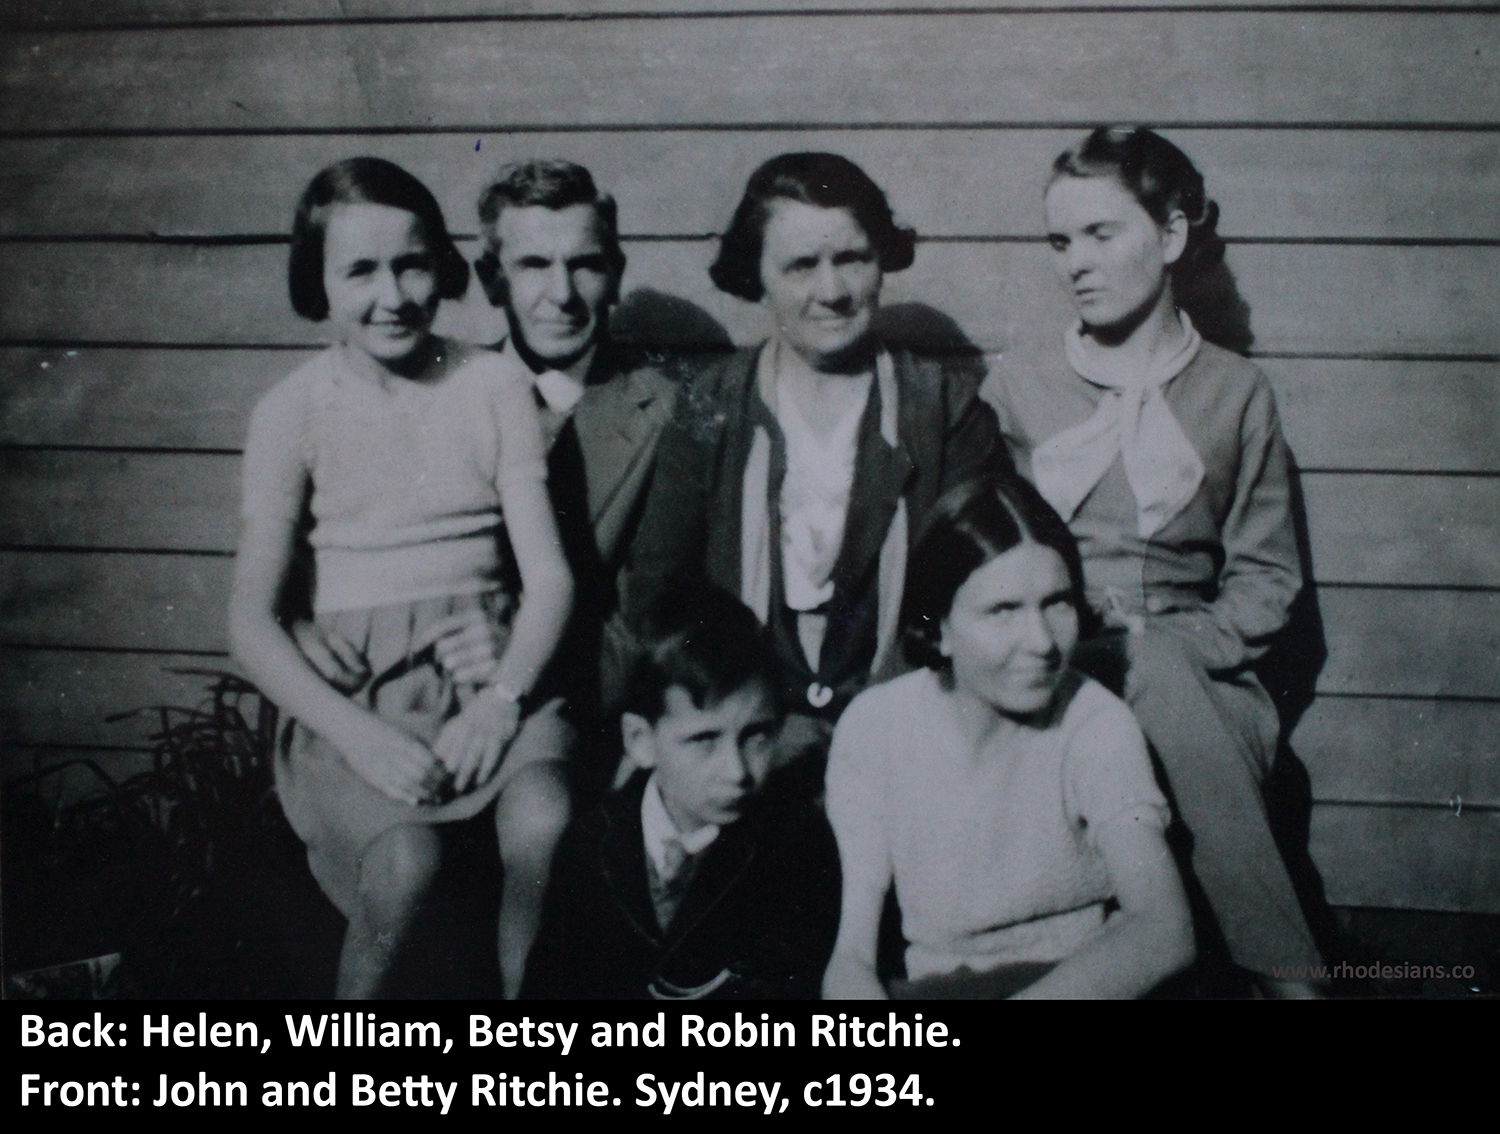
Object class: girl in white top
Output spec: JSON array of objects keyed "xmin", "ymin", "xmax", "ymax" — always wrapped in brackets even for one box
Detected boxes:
[
  {"xmin": 229, "ymin": 159, "xmax": 573, "ymax": 999},
  {"xmin": 823, "ymin": 476, "xmax": 1193, "ymax": 998}
]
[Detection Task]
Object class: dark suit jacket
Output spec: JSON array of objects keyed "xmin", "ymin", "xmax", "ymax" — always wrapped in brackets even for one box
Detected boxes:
[
  {"xmin": 496, "ymin": 341, "xmax": 677, "ymax": 739},
  {"xmin": 521, "ymin": 772, "xmax": 841, "ymax": 1000},
  {"xmin": 625, "ymin": 343, "xmax": 1009, "ymax": 721},
  {"xmin": 499, "ymin": 339, "xmax": 678, "ymax": 613}
]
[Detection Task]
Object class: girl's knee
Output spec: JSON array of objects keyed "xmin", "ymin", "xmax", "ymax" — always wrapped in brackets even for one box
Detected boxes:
[
  {"xmin": 358, "ymin": 824, "xmax": 442, "ymax": 909},
  {"xmin": 496, "ymin": 764, "xmax": 571, "ymax": 863}
]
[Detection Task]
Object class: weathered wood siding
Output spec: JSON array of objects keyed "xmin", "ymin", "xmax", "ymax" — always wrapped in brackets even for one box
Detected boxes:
[{"xmin": 2, "ymin": 1, "xmax": 1497, "ymax": 911}]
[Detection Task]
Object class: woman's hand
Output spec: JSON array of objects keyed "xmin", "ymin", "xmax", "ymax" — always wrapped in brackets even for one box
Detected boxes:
[
  {"xmin": 290, "ymin": 618, "xmax": 370, "ymax": 694},
  {"xmin": 434, "ymin": 689, "xmax": 523, "ymax": 795},
  {"xmin": 821, "ymin": 951, "xmax": 889, "ymax": 1000},
  {"xmin": 340, "ymin": 714, "xmax": 453, "ymax": 806},
  {"xmin": 412, "ymin": 608, "xmax": 508, "ymax": 687}
]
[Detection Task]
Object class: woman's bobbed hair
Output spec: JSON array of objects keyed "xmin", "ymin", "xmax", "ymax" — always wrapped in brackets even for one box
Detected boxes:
[
  {"xmin": 288, "ymin": 157, "xmax": 469, "ymax": 321},
  {"xmin": 709, "ymin": 152, "xmax": 917, "ymax": 302},
  {"xmin": 1051, "ymin": 126, "xmax": 1226, "ymax": 290},
  {"xmin": 901, "ymin": 476, "xmax": 1090, "ymax": 671}
]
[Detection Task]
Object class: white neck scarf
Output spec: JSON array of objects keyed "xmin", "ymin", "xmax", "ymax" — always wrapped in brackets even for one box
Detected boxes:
[{"xmin": 1033, "ymin": 314, "xmax": 1205, "ymax": 538}]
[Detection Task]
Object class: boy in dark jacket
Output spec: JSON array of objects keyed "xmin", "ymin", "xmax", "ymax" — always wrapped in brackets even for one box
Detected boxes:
[{"xmin": 521, "ymin": 585, "xmax": 840, "ymax": 999}]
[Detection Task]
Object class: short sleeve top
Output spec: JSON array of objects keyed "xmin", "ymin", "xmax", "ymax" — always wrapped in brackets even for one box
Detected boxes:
[
  {"xmin": 825, "ymin": 667, "xmax": 1169, "ymax": 977},
  {"xmin": 241, "ymin": 339, "xmax": 548, "ymax": 612}
]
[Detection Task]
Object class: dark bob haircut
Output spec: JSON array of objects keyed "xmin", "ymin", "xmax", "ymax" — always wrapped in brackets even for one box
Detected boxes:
[
  {"xmin": 1050, "ymin": 126, "xmax": 1226, "ymax": 290},
  {"xmin": 288, "ymin": 157, "xmax": 469, "ymax": 322},
  {"xmin": 474, "ymin": 159, "xmax": 626, "ymax": 305},
  {"xmin": 901, "ymin": 476, "xmax": 1089, "ymax": 671},
  {"xmin": 619, "ymin": 582, "xmax": 782, "ymax": 726},
  {"xmin": 709, "ymin": 152, "xmax": 917, "ymax": 302}
]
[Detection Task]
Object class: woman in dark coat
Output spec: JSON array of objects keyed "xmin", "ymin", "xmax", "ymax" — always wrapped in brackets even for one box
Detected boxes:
[{"xmin": 625, "ymin": 153, "xmax": 1009, "ymax": 769}]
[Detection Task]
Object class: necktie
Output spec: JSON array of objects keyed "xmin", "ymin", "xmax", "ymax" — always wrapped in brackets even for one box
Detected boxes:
[{"xmin": 651, "ymin": 836, "xmax": 695, "ymax": 931}]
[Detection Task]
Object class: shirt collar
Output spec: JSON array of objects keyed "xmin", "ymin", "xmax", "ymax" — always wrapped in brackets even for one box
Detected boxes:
[
  {"xmin": 640, "ymin": 773, "xmax": 720, "ymax": 880},
  {"xmin": 499, "ymin": 335, "xmax": 595, "ymax": 414}
]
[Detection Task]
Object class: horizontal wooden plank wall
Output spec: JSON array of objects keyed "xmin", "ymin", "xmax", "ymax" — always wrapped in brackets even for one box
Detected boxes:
[
  {"xmin": 2, "ymin": 2, "xmax": 1497, "ymax": 914},
  {"xmin": 10, "ymin": 0, "xmax": 1499, "ymax": 25}
]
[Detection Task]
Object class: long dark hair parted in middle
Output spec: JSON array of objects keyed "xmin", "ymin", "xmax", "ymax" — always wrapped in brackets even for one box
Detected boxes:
[
  {"xmin": 709, "ymin": 152, "xmax": 917, "ymax": 302},
  {"xmin": 900, "ymin": 475, "xmax": 1091, "ymax": 671}
]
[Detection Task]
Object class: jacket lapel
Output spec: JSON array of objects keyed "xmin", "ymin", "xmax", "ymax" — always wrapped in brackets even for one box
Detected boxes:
[
  {"xmin": 573, "ymin": 353, "xmax": 674, "ymax": 565},
  {"xmin": 574, "ymin": 362, "xmax": 653, "ymax": 515},
  {"xmin": 829, "ymin": 370, "xmax": 915, "ymax": 613},
  {"xmin": 660, "ymin": 818, "xmax": 759, "ymax": 953},
  {"xmin": 597, "ymin": 780, "xmax": 666, "ymax": 947}
]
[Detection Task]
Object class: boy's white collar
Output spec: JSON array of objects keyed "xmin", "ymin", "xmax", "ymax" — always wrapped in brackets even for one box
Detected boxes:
[{"xmin": 640, "ymin": 773, "xmax": 720, "ymax": 880}]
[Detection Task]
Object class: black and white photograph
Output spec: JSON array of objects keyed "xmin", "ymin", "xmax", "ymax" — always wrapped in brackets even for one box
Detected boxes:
[{"xmin": 2, "ymin": 0, "xmax": 1497, "ymax": 1006}]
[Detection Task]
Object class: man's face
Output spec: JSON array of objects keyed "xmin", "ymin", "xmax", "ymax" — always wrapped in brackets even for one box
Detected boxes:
[
  {"xmin": 622, "ymin": 682, "xmax": 779, "ymax": 834},
  {"xmin": 491, "ymin": 203, "xmax": 618, "ymax": 367}
]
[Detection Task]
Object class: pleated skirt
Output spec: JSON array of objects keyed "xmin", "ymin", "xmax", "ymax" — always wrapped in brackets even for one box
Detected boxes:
[{"xmin": 275, "ymin": 592, "xmax": 571, "ymax": 918}]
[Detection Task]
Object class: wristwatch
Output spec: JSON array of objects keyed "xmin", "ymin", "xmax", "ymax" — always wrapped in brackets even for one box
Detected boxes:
[{"xmin": 479, "ymin": 680, "xmax": 526, "ymax": 707}]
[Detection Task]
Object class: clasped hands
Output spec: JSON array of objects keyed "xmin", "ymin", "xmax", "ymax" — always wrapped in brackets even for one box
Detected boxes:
[{"xmin": 292, "ymin": 610, "xmax": 515, "ymax": 805}]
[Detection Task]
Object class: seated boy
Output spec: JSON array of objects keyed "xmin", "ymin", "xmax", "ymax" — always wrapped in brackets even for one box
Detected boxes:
[{"xmin": 521, "ymin": 585, "xmax": 841, "ymax": 1000}]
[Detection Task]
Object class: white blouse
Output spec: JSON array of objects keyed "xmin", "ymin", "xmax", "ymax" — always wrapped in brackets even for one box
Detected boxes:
[{"xmin": 775, "ymin": 366, "xmax": 871, "ymax": 614}]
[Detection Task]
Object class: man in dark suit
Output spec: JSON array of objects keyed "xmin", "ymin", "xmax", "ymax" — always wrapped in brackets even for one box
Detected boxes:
[
  {"xmin": 474, "ymin": 159, "xmax": 676, "ymax": 613},
  {"xmin": 521, "ymin": 585, "xmax": 841, "ymax": 1000},
  {"xmin": 466, "ymin": 159, "xmax": 679, "ymax": 785}
]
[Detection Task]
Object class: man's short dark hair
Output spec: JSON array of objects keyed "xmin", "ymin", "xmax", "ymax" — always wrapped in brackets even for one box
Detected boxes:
[
  {"xmin": 619, "ymin": 583, "xmax": 782, "ymax": 725},
  {"xmin": 474, "ymin": 159, "xmax": 626, "ymax": 303},
  {"xmin": 288, "ymin": 157, "xmax": 468, "ymax": 321}
]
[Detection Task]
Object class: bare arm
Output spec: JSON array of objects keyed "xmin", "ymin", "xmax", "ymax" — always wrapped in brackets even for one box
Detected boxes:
[
  {"xmin": 1011, "ymin": 817, "xmax": 1194, "ymax": 999},
  {"xmin": 433, "ymin": 471, "xmax": 573, "ymax": 792},
  {"xmin": 490, "ymin": 473, "xmax": 573, "ymax": 699},
  {"xmin": 821, "ymin": 699, "xmax": 894, "ymax": 1000},
  {"xmin": 229, "ymin": 512, "xmax": 447, "ymax": 805},
  {"xmin": 822, "ymin": 865, "xmax": 891, "ymax": 1000}
]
